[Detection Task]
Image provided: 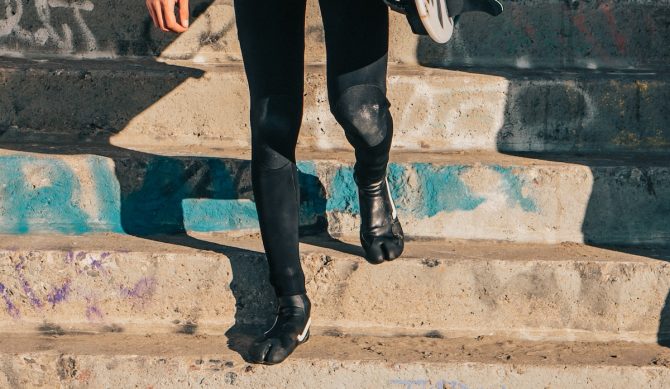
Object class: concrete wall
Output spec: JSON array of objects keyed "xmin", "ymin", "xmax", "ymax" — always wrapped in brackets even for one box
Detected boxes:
[{"xmin": 0, "ymin": 0, "xmax": 668, "ymax": 69}]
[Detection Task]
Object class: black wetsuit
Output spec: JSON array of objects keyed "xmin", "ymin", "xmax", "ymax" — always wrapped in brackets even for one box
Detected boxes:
[{"xmin": 234, "ymin": 0, "xmax": 394, "ymax": 297}]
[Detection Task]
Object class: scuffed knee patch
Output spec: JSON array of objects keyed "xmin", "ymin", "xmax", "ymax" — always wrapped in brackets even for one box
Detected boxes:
[{"xmin": 332, "ymin": 84, "xmax": 391, "ymax": 149}]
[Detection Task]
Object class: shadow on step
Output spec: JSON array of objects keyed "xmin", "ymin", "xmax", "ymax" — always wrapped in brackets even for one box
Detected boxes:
[
  {"xmin": 415, "ymin": 8, "xmax": 670, "ymax": 347},
  {"xmin": 0, "ymin": 65, "xmax": 357, "ymax": 361}
]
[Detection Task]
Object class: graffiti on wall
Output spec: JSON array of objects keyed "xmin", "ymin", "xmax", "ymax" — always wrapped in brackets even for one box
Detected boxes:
[{"xmin": 0, "ymin": 0, "xmax": 96, "ymax": 53}]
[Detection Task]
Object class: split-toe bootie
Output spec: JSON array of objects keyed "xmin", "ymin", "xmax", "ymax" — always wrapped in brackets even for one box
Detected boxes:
[
  {"xmin": 248, "ymin": 293, "xmax": 312, "ymax": 365},
  {"xmin": 355, "ymin": 171, "xmax": 405, "ymax": 264}
]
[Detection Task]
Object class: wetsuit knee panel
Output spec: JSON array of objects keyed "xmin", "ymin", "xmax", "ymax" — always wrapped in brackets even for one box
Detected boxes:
[
  {"xmin": 331, "ymin": 85, "xmax": 392, "ymax": 149},
  {"xmin": 251, "ymin": 95, "xmax": 303, "ymax": 170}
]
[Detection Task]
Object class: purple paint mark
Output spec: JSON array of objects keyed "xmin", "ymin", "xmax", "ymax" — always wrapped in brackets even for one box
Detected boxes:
[
  {"xmin": 15, "ymin": 259, "xmax": 42, "ymax": 308},
  {"xmin": 120, "ymin": 277, "xmax": 157, "ymax": 300},
  {"xmin": 21, "ymin": 279, "xmax": 42, "ymax": 308},
  {"xmin": 64, "ymin": 251, "xmax": 74, "ymax": 264},
  {"xmin": 86, "ymin": 305, "xmax": 104, "ymax": 321},
  {"xmin": 76, "ymin": 252, "xmax": 87, "ymax": 261},
  {"xmin": 90, "ymin": 259, "xmax": 103, "ymax": 270},
  {"xmin": 0, "ymin": 283, "xmax": 20, "ymax": 318},
  {"xmin": 100, "ymin": 252, "xmax": 111, "ymax": 259},
  {"xmin": 46, "ymin": 281, "xmax": 71, "ymax": 308}
]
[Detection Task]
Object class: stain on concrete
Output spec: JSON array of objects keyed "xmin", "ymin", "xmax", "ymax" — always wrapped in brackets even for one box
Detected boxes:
[
  {"xmin": 0, "ymin": 156, "xmax": 90, "ymax": 234},
  {"xmin": 15, "ymin": 258, "xmax": 42, "ymax": 308},
  {"xmin": 326, "ymin": 165, "xmax": 359, "ymax": 214},
  {"xmin": 490, "ymin": 166, "xmax": 538, "ymax": 212},
  {"xmin": 177, "ymin": 322, "xmax": 198, "ymax": 335},
  {"xmin": 46, "ymin": 280, "xmax": 71, "ymax": 308},
  {"xmin": 0, "ymin": 283, "xmax": 20, "ymax": 318},
  {"xmin": 56, "ymin": 356, "xmax": 77, "ymax": 380},
  {"xmin": 412, "ymin": 163, "xmax": 485, "ymax": 218},
  {"xmin": 120, "ymin": 277, "xmax": 157, "ymax": 301}
]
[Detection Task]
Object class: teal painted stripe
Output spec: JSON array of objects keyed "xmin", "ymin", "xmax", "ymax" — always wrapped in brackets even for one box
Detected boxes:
[
  {"xmin": 0, "ymin": 155, "xmax": 540, "ymax": 235},
  {"xmin": 183, "ymin": 199, "xmax": 259, "ymax": 232}
]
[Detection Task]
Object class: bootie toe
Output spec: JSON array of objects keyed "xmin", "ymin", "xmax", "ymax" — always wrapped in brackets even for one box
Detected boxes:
[{"xmin": 249, "ymin": 293, "xmax": 311, "ymax": 365}]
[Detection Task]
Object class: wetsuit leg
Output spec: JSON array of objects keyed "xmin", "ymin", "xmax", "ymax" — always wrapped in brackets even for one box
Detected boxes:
[
  {"xmin": 319, "ymin": 0, "xmax": 392, "ymax": 185},
  {"xmin": 234, "ymin": 0, "xmax": 307, "ymax": 297},
  {"xmin": 235, "ymin": 0, "xmax": 314, "ymax": 366},
  {"xmin": 319, "ymin": 0, "xmax": 405, "ymax": 263}
]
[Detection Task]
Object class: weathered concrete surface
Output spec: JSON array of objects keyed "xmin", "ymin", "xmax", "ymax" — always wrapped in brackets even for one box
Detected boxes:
[
  {"xmin": 1, "ymin": 333, "xmax": 670, "ymax": 388},
  {"xmin": 0, "ymin": 148, "xmax": 668, "ymax": 245},
  {"xmin": 2, "ymin": 0, "xmax": 668, "ymax": 70},
  {"xmin": 1, "ymin": 58, "xmax": 669, "ymax": 154},
  {"xmin": 416, "ymin": 0, "xmax": 670, "ymax": 70},
  {"xmin": 0, "ymin": 233, "xmax": 669, "ymax": 343}
]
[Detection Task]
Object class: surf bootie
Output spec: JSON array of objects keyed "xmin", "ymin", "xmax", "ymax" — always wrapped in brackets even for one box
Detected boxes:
[
  {"xmin": 355, "ymin": 171, "xmax": 405, "ymax": 264},
  {"xmin": 248, "ymin": 293, "xmax": 312, "ymax": 365}
]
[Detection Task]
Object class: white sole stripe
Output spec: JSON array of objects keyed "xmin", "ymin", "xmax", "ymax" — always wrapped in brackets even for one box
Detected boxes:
[
  {"xmin": 385, "ymin": 176, "xmax": 398, "ymax": 220},
  {"xmin": 297, "ymin": 317, "xmax": 311, "ymax": 342}
]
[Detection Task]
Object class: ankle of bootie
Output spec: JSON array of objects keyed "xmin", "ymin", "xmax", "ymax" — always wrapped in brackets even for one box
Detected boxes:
[
  {"xmin": 353, "ymin": 165, "xmax": 387, "ymax": 190},
  {"xmin": 277, "ymin": 293, "xmax": 311, "ymax": 317}
]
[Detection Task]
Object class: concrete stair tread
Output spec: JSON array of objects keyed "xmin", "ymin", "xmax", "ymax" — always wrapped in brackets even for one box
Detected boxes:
[
  {"xmin": 2, "ymin": 232, "xmax": 668, "ymax": 265},
  {"xmin": 2, "ymin": 332, "xmax": 670, "ymax": 387},
  {"xmin": 2, "ymin": 332, "xmax": 669, "ymax": 367},
  {"xmin": 2, "ymin": 144, "xmax": 670, "ymax": 167},
  {"xmin": 4, "ymin": 56, "xmax": 670, "ymax": 78}
]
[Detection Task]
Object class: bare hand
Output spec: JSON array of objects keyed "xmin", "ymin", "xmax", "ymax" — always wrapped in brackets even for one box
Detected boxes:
[{"xmin": 147, "ymin": 0, "xmax": 189, "ymax": 33}]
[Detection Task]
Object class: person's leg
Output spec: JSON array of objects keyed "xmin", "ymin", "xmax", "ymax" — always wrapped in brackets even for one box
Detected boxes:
[
  {"xmin": 319, "ymin": 0, "xmax": 405, "ymax": 263},
  {"xmin": 234, "ymin": 0, "xmax": 311, "ymax": 365},
  {"xmin": 235, "ymin": 0, "xmax": 307, "ymax": 297}
]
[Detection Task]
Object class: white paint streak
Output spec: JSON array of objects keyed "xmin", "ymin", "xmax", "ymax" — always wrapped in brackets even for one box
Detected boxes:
[
  {"xmin": 0, "ymin": 0, "xmax": 96, "ymax": 53},
  {"xmin": 389, "ymin": 76, "xmax": 509, "ymax": 151}
]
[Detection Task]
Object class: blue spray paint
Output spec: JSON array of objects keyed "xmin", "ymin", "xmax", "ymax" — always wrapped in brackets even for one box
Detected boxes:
[
  {"xmin": 0, "ymin": 156, "xmax": 91, "ymax": 234},
  {"xmin": 326, "ymin": 164, "xmax": 360, "ymax": 214},
  {"xmin": 490, "ymin": 165, "xmax": 538, "ymax": 212},
  {"xmin": 297, "ymin": 161, "xmax": 328, "ymax": 229},
  {"xmin": 411, "ymin": 163, "xmax": 486, "ymax": 218},
  {"xmin": 87, "ymin": 156, "xmax": 124, "ymax": 232},
  {"xmin": 183, "ymin": 199, "xmax": 259, "ymax": 231}
]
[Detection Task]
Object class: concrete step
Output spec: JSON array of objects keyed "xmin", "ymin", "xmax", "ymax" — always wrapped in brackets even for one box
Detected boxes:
[
  {"xmin": 2, "ymin": 58, "xmax": 669, "ymax": 154},
  {"xmin": 1, "ymin": 333, "xmax": 670, "ymax": 388},
  {"xmin": 0, "ymin": 147, "xmax": 668, "ymax": 245},
  {"xmin": 2, "ymin": 0, "xmax": 668, "ymax": 71},
  {"xmin": 0, "ymin": 233, "xmax": 669, "ymax": 344}
]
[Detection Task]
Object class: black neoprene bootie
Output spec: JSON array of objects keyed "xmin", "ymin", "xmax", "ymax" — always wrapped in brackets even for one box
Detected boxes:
[
  {"xmin": 355, "ymin": 170, "xmax": 405, "ymax": 264},
  {"xmin": 248, "ymin": 293, "xmax": 312, "ymax": 365}
]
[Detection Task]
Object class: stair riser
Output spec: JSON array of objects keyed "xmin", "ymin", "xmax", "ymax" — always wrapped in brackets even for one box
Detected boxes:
[
  {"xmin": 1, "ymin": 247, "xmax": 669, "ymax": 342},
  {"xmin": 2, "ymin": 353, "xmax": 668, "ymax": 389},
  {"xmin": 3, "ymin": 0, "xmax": 668, "ymax": 70},
  {"xmin": 0, "ymin": 152, "xmax": 668, "ymax": 245},
  {"xmin": 2, "ymin": 64, "xmax": 669, "ymax": 154}
]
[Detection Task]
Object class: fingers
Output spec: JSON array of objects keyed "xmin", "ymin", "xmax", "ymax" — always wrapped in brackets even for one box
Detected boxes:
[
  {"xmin": 178, "ymin": 0, "xmax": 190, "ymax": 28},
  {"xmin": 146, "ymin": 0, "xmax": 158, "ymax": 28},
  {"xmin": 161, "ymin": 0, "xmax": 187, "ymax": 33},
  {"xmin": 147, "ymin": 0, "xmax": 188, "ymax": 33},
  {"xmin": 152, "ymin": 0, "xmax": 169, "ymax": 32}
]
